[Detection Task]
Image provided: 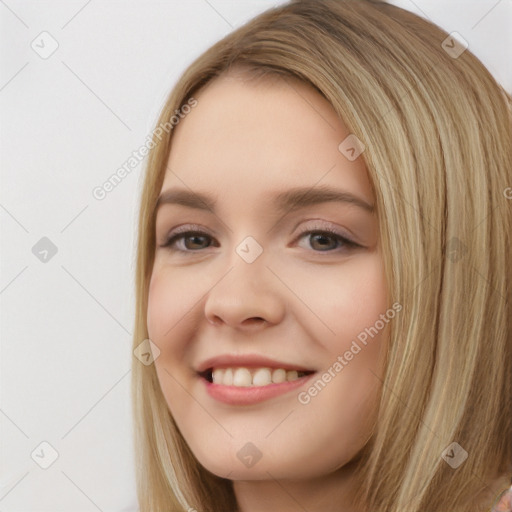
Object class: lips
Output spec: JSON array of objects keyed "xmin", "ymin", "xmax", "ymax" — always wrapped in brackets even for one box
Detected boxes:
[
  {"xmin": 196, "ymin": 353, "xmax": 316, "ymax": 374},
  {"xmin": 195, "ymin": 354, "xmax": 317, "ymax": 405}
]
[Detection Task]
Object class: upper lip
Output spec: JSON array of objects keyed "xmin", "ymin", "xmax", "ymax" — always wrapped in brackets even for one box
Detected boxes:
[{"xmin": 196, "ymin": 354, "xmax": 316, "ymax": 373}]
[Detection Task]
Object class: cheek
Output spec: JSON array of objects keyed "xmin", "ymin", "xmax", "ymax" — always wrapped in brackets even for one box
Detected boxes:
[
  {"xmin": 334, "ymin": 261, "xmax": 389, "ymax": 383},
  {"xmin": 146, "ymin": 266, "xmax": 210, "ymax": 384},
  {"xmin": 286, "ymin": 253, "xmax": 388, "ymax": 347},
  {"xmin": 146, "ymin": 267, "xmax": 195, "ymax": 343},
  {"xmin": 292, "ymin": 254, "xmax": 389, "ymax": 415},
  {"xmin": 146, "ymin": 270, "xmax": 198, "ymax": 409},
  {"xmin": 333, "ymin": 265, "xmax": 388, "ymax": 349}
]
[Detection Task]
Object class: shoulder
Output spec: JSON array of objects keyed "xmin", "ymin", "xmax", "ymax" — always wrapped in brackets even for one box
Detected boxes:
[
  {"xmin": 490, "ymin": 485, "xmax": 512, "ymax": 512},
  {"xmin": 473, "ymin": 474, "xmax": 512, "ymax": 512}
]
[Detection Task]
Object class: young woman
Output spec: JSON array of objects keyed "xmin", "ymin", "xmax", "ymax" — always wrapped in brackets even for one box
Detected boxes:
[{"xmin": 131, "ymin": 1, "xmax": 512, "ymax": 510}]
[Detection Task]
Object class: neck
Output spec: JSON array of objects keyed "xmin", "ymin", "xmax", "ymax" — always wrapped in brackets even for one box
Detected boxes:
[{"xmin": 233, "ymin": 459, "xmax": 365, "ymax": 512}]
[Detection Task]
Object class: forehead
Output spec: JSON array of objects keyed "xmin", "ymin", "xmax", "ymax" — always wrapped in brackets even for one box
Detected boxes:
[{"xmin": 162, "ymin": 72, "xmax": 373, "ymax": 207}]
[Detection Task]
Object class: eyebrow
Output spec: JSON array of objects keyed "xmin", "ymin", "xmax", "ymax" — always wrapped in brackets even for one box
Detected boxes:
[{"xmin": 155, "ymin": 185, "xmax": 375, "ymax": 215}]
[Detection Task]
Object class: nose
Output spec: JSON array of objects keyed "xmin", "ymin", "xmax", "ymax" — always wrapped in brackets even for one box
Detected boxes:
[{"xmin": 203, "ymin": 256, "xmax": 286, "ymax": 331}]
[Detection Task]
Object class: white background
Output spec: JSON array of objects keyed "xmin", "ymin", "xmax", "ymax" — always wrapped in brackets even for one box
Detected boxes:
[{"xmin": 1, "ymin": 1, "xmax": 510, "ymax": 511}]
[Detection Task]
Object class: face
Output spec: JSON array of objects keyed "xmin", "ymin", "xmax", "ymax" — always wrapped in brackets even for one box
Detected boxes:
[{"xmin": 147, "ymin": 71, "xmax": 390, "ymax": 482}]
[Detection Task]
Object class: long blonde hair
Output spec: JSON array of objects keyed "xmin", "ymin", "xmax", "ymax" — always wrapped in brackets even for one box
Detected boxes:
[{"xmin": 131, "ymin": 1, "xmax": 512, "ymax": 510}]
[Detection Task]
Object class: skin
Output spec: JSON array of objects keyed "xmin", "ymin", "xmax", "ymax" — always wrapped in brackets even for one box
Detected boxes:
[{"xmin": 147, "ymin": 69, "xmax": 391, "ymax": 512}]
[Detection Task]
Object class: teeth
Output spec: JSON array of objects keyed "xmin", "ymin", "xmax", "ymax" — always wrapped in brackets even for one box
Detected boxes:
[
  {"xmin": 210, "ymin": 367, "xmax": 310, "ymax": 387},
  {"xmin": 253, "ymin": 368, "xmax": 272, "ymax": 386},
  {"xmin": 223, "ymin": 368, "xmax": 233, "ymax": 385},
  {"xmin": 233, "ymin": 368, "xmax": 251, "ymax": 387},
  {"xmin": 271, "ymin": 368, "xmax": 287, "ymax": 383},
  {"xmin": 286, "ymin": 370, "xmax": 298, "ymax": 381}
]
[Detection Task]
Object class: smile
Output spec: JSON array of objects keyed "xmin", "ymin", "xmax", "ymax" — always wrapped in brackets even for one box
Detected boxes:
[
  {"xmin": 199, "ymin": 367, "xmax": 317, "ymax": 405},
  {"xmin": 204, "ymin": 366, "xmax": 314, "ymax": 387}
]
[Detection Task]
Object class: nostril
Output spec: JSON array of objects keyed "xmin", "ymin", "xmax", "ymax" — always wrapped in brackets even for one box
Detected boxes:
[
  {"xmin": 207, "ymin": 316, "xmax": 222, "ymax": 326},
  {"xmin": 243, "ymin": 317, "xmax": 266, "ymax": 326}
]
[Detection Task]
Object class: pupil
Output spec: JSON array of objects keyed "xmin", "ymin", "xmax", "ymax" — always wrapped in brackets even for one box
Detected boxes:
[
  {"xmin": 187, "ymin": 235, "xmax": 207, "ymax": 250},
  {"xmin": 312, "ymin": 234, "xmax": 335, "ymax": 250}
]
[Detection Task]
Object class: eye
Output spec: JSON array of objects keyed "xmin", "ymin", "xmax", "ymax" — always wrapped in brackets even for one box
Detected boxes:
[
  {"xmin": 160, "ymin": 229, "xmax": 217, "ymax": 252},
  {"xmin": 295, "ymin": 227, "xmax": 360, "ymax": 252}
]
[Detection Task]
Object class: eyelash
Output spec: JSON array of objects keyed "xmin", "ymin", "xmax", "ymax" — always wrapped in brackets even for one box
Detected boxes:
[{"xmin": 160, "ymin": 224, "xmax": 361, "ymax": 254}]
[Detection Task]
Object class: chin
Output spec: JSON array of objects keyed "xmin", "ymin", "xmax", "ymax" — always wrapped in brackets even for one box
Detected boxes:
[{"xmin": 195, "ymin": 448, "xmax": 351, "ymax": 482}]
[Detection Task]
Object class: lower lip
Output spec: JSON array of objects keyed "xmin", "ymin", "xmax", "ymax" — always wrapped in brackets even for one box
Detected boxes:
[{"xmin": 201, "ymin": 373, "xmax": 317, "ymax": 405}]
